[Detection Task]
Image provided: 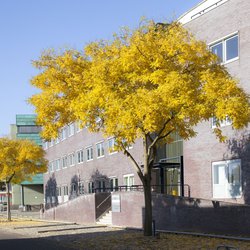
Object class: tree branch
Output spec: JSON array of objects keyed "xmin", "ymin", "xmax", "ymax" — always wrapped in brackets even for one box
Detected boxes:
[
  {"xmin": 147, "ymin": 116, "xmax": 174, "ymax": 158},
  {"xmin": 121, "ymin": 143, "xmax": 145, "ymax": 185}
]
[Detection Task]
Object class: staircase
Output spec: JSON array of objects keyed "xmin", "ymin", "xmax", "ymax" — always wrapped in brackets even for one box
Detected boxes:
[{"xmin": 96, "ymin": 209, "xmax": 112, "ymax": 225}]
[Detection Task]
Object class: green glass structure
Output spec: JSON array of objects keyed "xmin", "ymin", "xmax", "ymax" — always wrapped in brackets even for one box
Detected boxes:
[{"xmin": 11, "ymin": 114, "xmax": 44, "ymax": 209}]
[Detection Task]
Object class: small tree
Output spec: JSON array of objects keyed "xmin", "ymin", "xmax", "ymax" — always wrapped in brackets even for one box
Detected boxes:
[
  {"xmin": 29, "ymin": 21, "xmax": 250, "ymax": 235},
  {"xmin": 0, "ymin": 138, "xmax": 47, "ymax": 221}
]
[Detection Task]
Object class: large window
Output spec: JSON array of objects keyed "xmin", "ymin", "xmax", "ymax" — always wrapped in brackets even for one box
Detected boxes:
[
  {"xmin": 210, "ymin": 34, "xmax": 239, "ymax": 64},
  {"xmin": 96, "ymin": 142, "xmax": 105, "ymax": 158},
  {"xmin": 212, "ymin": 159, "xmax": 241, "ymax": 199}
]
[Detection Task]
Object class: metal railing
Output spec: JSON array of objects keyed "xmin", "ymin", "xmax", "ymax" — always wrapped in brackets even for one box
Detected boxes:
[{"xmin": 93, "ymin": 184, "xmax": 191, "ymax": 198}]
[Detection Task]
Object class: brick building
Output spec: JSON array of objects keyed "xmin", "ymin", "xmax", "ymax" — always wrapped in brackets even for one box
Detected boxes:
[
  {"xmin": 179, "ymin": 0, "xmax": 250, "ymax": 204},
  {"xmin": 43, "ymin": 0, "xmax": 250, "ymax": 212}
]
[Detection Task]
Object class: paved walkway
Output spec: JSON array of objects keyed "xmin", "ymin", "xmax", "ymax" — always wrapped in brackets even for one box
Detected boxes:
[{"xmin": 1, "ymin": 218, "xmax": 250, "ymax": 249}]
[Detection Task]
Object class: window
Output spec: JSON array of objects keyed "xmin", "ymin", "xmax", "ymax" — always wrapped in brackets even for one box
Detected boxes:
[
  {"xmin": 210, "ymin": 34, "xmax": 239, "ymax": 64},
  {"xmin": 63, "ymin": 185, "xmax": 68, "ymax": 196},
  {"xmin": 108, "ymin": 138, "xmax": 117, "ymax": 154},
  {"xmin": 124, "ymin": 174, "xmax": 134, "ymax": 190},
  {"xmin": 48, "ymin": 140, "xmax": 54, "ymax": 147},
  {"xmin": 109, "ymin": 177, "xmax": 118, "ymax": 191},
  {"xmin": 79, "ymin": 182, "xmax": 84, "ymax": 195},
  {"xmin": 211, "ymin": 116, "xmax": 232, "ymax": 128},
  {"xmin": 75, "ymin": 121, "xmax": 82, "ymax": 133},
  {"xmin": 62, "ymin": 156, "xmax": 68, "ymax": 169},
  {"xmin": 88, "ymin": 182, "xmax": 95, "ymax": 193},
  {"xmin": 71, "ymin": 183, "xmax": 77, "ymax": 195},
  {"xmin": 43, "ymin": 141, "xmax": 48, "ymax": 150},
  {"xmin": 68, "ymin": 153, "xmax": 75, "ymax": 166},
  {"xmin": 56, "ymin": 187, "xmax": 62, "ymax": 196},
  {"xmin": 68, "ymin": 123, "xmax": 75, "ymax": 137},
  {"xmin": 55, "ymin": 158, "xmax": 61, "ymax": 171},
  {"xmin": 97, "ymin": 180, "xmax": 106, "ymax": 192},
  {"xmin": 86, "ymin": 146, "xmax": 93, "ymax": 161},
  {"xmin": 212, "ymin": 159, "xmax": 241, "ymax": 198},
  {"xmin": 96, "ymin": 142, "xmax": 105, "ymax": 158},
  {"xmin": 61, "ymin": 127, "xmax": 67, "ymax": 141},
  {"xmin": 76, "ymin": 149, "xmax": 84, "ymax": 163},
  {"xmin": 49, "ymin": 161, "xmax": 54, "ymax": 172},
  {"xmin": 55, "ymin": 137, "xmax": 60, "ymax": 144}
]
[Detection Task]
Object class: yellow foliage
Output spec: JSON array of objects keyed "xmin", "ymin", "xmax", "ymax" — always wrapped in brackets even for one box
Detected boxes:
[
  {"xmin": 29, "ymin": 20, "xmax": 250, "ymax": 147},
  {"xmin": 0, "ymin": 138, "xmax": 47, "ymax": 183}
]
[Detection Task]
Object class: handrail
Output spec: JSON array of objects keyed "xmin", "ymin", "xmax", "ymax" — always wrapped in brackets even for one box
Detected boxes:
[{"xmin": 96, "ymin": 193, "xmax": 111, "ymax": 209}]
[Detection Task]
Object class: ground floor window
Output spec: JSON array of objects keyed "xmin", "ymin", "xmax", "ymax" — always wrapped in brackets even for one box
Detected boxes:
[
  {"xmin": 88, "ymin": 182, "xmax": 95, "ymax": 193},
  {"xmin": 79, "ymin": 182, "xmax": 84, "ymax": 195},
  {"xmin": 123, "ymin": 174, "xmax": 134, "ymax": 190},
  {"xmin": 212, "ymin": 159, "xmax": 241, "ymax": 199},
  {"xmin": 109, "ymin": 177, "xmax": 118, "ymax": 191}
]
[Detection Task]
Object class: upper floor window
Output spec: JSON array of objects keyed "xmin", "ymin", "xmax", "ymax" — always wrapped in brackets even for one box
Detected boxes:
[
  {"xmin": 77, "ymin": 149, "xmax": 84, "ymax": 164},
  {"xmin": 55, "ymin": 158, "xmax": 61, "ymax": 171},
  {"xmin": 61, "ymin": 127, "xmax": 67, "ymax": 141},
  {"xmin": 86, "ymin": 146, "xmax": 93, "ymax": 161},
  {"xmin": 210, "ymin": 34, "xmax": 239, "ymax": 64},
  {"xmin": 68, "ymin": 153, "xmax": 75, "ymax": 166},
  {"xmin": 96, "ymin": 141, "xmax": 105, "ymax": 158},
  {"xmin": 75, "ymin": 121, "xmax": 82, "ymax": 133},
  {"xmin": 68, "ymin": 123, "xmax": 75, "ymax": 137},
  {"xmin": 108, "ymin": 138, "xmax": 117, "ymax": 154},
  {"xmin": 211, "ymin": 116, "xmax": 232, "ymax": 128},
  {"xmin": 62, "ymin": 155, "xmax": 68, "ymax": 169}
]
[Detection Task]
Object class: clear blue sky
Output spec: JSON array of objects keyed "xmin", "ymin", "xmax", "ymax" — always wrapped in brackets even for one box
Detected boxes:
[{"xmin": 0, "ymin": 0, "xmax": 201, "ymax": 136}]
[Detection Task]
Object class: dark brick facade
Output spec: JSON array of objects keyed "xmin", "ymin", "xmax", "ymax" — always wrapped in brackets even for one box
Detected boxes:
[{"xmin": 181, "ymin": 0, "xmax": 250, "ymax": 204}]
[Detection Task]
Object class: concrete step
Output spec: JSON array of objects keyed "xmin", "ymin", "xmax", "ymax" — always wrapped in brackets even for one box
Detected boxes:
[{"xmin": 96, "ymin": 210, "xmax": 112, "ymax": 225}]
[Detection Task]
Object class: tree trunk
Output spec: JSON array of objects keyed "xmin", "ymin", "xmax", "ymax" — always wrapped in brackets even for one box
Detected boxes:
[
  {"xmin": 143, "ymin": 163, "xmax": 153, "ymax": 236},
  {"xmin": 6, "ymin": 181, "xmax": 11, "ymax": 221}
]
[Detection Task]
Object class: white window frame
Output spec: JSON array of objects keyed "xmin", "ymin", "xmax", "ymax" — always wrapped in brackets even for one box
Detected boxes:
[
  {"xmin": 43, "ymin": 141, "xmax": 48, "ymax": 150},
  {"xmin": 96, "ymin": 141, "xmax": 105, "ymax": 158},
  {"xmin": 55, "ymin": 158, "xmax": 61, "ymax": 171},
  {"xmin": 123, "ymin": 174, "xmax": 135, "ymax": 190},
  {"xmin": 86, "ymin": 146, "xmax": 93, "ymax": 161},
  {"xmin": 75, "ymin": 121, "xmax": 82, "ymax": 133},
  {"xmin": 49, "ymin": 161, "xmax": 54, "ymax": 173},
  {"xmin": 212, "ymin": 159, "xmax": 242, "ymax": 199},
  {"xmin": 61, "ymin": 126, "xmax": 67, "ymax": 141},
  {"xmin": 108, "ymin": 138, "xmax": 117, "ymax": 155},
  {"xmin": 68, "ymin": 123, "xmax": 75, "ymax": 137},
  {"xmin": 68, "ymin": 153, "xmax": 75, "ymax": 167},
  {"xmin": 76, "ymin": 149, "xmax": 84, "ymax": 164},
  {"xmin": 61, "ymin": 155, "xmax": 68, "ymax": 169},
  {"xmin": 209, "ymin": 33, "xmax": 239, "ymax": 64}
]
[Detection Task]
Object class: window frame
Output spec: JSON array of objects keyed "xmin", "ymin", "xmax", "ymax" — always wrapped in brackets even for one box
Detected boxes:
[
  {"xmin": 96, "ymin": 141, "xmax": 105, "ymax": 158},
  {"xmin": 209, "ymin": 33, "xmax": 239, "ymax": 65},
  {"xmin": 212, "ymin": 159, "xmax": 242, "ymax": 199},
  {"xmin": 86, "ymin": 146, "xmax": 94, "ymax": 161}
]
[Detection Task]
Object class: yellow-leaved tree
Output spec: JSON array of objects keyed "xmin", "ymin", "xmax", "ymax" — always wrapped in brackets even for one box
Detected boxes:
[
  {"xmin": 0, "ymin": 138, "xmax": 47, "ymax": 221},
  {"xmin": 29, "ymin": 21, "xmax": 250, "ymax": 236}
]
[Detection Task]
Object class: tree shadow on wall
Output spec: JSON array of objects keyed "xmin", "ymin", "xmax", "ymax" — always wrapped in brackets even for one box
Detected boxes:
[
  {"xmin": 90, "ymin": 169, "xmax": 109, "ymax": 193},
  {"xmin": 69, "ymin": 175, "xmax": 79, "ymax": 200},
  {"xmin": 227, "ymin": 133, "xmax": 250, "ymax": 204},
  {"xmin": 45, "ymin": 174, "xmax": 58, "ymax": 209}
]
